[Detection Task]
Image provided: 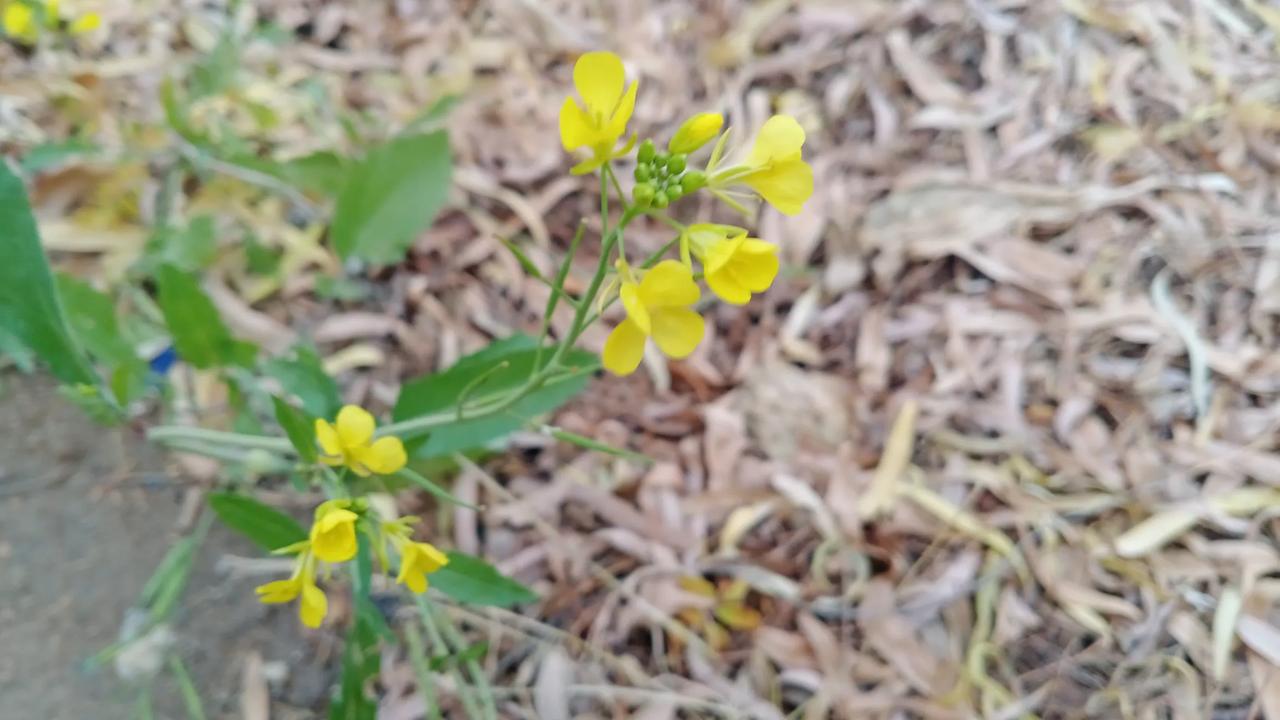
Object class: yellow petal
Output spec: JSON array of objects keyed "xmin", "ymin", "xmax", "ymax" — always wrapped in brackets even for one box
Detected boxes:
[
  {"xmin": 706, "ymin": 267, "xmax": 751, "ymax": 305},
  {"xmin": 413, "ymin": 541, "xmax": 449, "ymax": 573},
  {"xmin": 311, "ymin": 509, "xmax": 358, "ymax": 563},
  {"xmin": 669, "ymin": 112, "xmax": 724, "ymax": 154},
  {"xmin": 604, "ymin": 80, "xmax": 639, "ymax": 140},
  {"xmin": 334, "ymin": 405, "xmax": 375, "ymax": 448},
  {"xmin": 699, "ymin": 232, "xmax": 748, "ymax": 276},
  {"xmin": 742, "ymin": 157, "xmax": 814, "ymax": 216},
  {"xmin": 255, "ymin": 578, "xmax": 301, "ymax": 604},
  {"xmin": 69, "ymin": 12, "xmax": 100, "ymax": 34},
  {"xmin": 602, "ymin": 319, "xmax": 647, "ymax": 376},
  {"xmin": 748, "ymin": 115, "xmax": 807, "ymax": 167},
  {"xmin": 3, "ymin": 3, "xmax": 37, "ymax": 43},
  {"xmin": 638, "ymin": 260, "xmax": 699, "ymax": 309},
  {"xmin": 650, "ymin": 308, "xmax": 705, "ymax": 359},
  {"xmin": 728, "ymin": 240, "xmax": 780, "ymax": 290},
  {"xmin": 559, "ymin": 97, "xmax": 596, "ymax": 151},
  {"xmin": 573, "ymin": 51, "xmax": 626, "ymax": 118},
  {"xmin": 619, "ymin": 281, "xmax": 651, "ymax": 335},
  {"xmin": 358, "ymin": 436, "xmax": 407, "ymax": 475},
  {"xmin": 314, "ymin": 418, "xmax": 343, "ymax": 458},
  {"xmin": 299, "ymin": 583, "xmax": 328, "ymax": 628}
]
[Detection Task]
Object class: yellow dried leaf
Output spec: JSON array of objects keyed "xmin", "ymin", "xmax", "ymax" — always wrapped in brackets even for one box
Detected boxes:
[
  {"xmin": 713, "ymin": 601, "xmax": 762, "ymax": 631},
  {"xmin": 1062, "ymin": 0, "xmax": 1135, "ymax": 33},
  {"xmin": 718, "ymin": 500, "xmax": 775, "ymax": 555},
  {"xmin": 859, "ymin": 399, "xmax": 918, "ymax": 520},
  {"xmin": 1114, "ymin": 508, "xmax": 1199, "ymax": 558},
  {"xmin": 323, "ymin": 343, "xmax": 385, "ymax": 375},
  {"xmin": 677, "ymin": 576, "xmax": 717, "ymax": 598},
  {"xmin": 1080, "ymin": 125, "xmax": 1144, "ymax": 161},
  {"xmin": 1213, "ymin": 587, "xmax": 1243, "ymax": 682},
  {"xmin": 898, "ymin": 482, "xmax": 1017, "ymax": 561}
]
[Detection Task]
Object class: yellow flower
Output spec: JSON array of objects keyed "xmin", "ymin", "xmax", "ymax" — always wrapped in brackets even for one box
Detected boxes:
[
  {"xmin": 709, "ymin": 115, "xmax": 814, "ymax": 216},
  {"xmin": 255, "ymin": 550, "xmax": 329, "ymax": 628},
  {"xmin": 315, "ymin": 405, "xmax": 407, "ymax": 476},
  {"xmin": 686, "ymin": 224, "xmax": 780, "ymax": 305},
  {"xmin": 3, "ymin": 2, "xmax": 38, "ymax": 43},
  {"xmin": 396, "ymin": 540, "xmax": 449, "ymax": 594},
  {"xmin": 309, "ymin": 499, "xmax": 359, "ymax": 563},
  {"xmin": 668, "ymin": 112, "xmax": 723, "ymax": 155},
  {"xmin": 559, "ymin": 51, "xmax": 639, "ymax": 175},
  {"xmin": 602, "ymin": 260, "xmax": 705, "ymax": 376},
  {"xmin": 68, "ymin": 11, "xmax": 99, "ymax": 34}
]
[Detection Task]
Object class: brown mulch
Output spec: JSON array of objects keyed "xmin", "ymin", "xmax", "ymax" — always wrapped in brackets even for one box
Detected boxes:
[{"xmin": 5, "ymin": 1, "xmax": 1280, "ymax": 718}]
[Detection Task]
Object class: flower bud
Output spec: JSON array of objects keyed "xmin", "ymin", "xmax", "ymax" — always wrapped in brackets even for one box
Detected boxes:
[
  {"xmin": 667, "ymin": 154, "xmax": 687, "ymax": 174},
  {"xmin": 652, "ymin": 192, "xmax": 669, "ymax": 210},
  {"xmin": 632, "ymin": 182, "xmax": 655, "ymax": 207},
  {"xmin": 668, "ymin": 112, "xmax": 724, "ymax": 155},
  {"xmin": 681, "ymin": 171, "xmax": 707, "ymax": 193},
  {"xmin": 634, "ymin": 164, "xmax": 651, "ymax": 182},
  {"xmin": 637, "ymin": 139, "xmax": 656, "ymax": 164},
  {"xmin": 654, "ymin": 151, "xmax": 670, "ymax": 167},
  {"xmin": 665, "ymin": 185, "xmax": 684, "ymax": 204}
]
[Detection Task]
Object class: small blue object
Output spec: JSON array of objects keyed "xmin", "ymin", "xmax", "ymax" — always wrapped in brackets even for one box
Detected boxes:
[{"xmin": 149, "ymin": 345, "xmax": 178, "ymax": 375}]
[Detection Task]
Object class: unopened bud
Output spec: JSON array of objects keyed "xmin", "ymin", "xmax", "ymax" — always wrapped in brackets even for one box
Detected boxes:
[
  {"xmin": 668, "ymin": 112, "xmax": 725, "ymax": 155},
  {"xmin": 681, "ymin": 171, "xmax": 707, "ymax": 193},
  {"xmin": 665, "ymin": 185, "xmax": 684, "ymax": 203},
  {"xmin": 634, "ymin": 164, "xmax": 651, "ymax": 182},
  {"xmin": 667, "ymin": 154, "xmax": 687, "ymax": 174},
  {"xmin": 637, "ymin": 139, "xmax": 656, "ymax": 164},
  {"xmin": 652, "ymin": 193, "xmax": 670, "ymax": 210},
  {"xmin": 632, "ymin": 182, "xmax": 655, "ymax": 207}
]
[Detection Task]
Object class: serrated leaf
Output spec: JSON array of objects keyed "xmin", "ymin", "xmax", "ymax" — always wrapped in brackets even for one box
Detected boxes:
[
  {"xmin": 208, "ymin": 493, "xmax": 306, "ymax": 552},
  {"xmin": 393, "ymin": 334, "xmax": 595, "ymax": 458},
  {"xmin": 263, "ymin": 346, "xmax": 341, "ymax": 418},
  {"xmin": 331, "ymin": 131, "xmax": 452, "ymax": 264},
  {"xmin": 0, "ymin": 163, "xmax": 96, "ymax": 385},
  {"xmin": 272, "ymin": 396, "xmax": 317, "ymax": 463},
  {"xmin": 155, "ymin": 265, "xmax": 256, "ymax": 369},
  {"xmin": 431, "ymin": 551, "xmax": 537, "ymax": 607}
]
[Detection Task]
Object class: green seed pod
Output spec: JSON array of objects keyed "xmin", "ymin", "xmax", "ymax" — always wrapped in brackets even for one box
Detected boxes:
[
  {"xmin": 632, "ymin": 182, "xmax": 655, "ymax": 207},
  {"xmin": 681, "ymin": 170, "xmax": 707, "ymax": 193},
  {"xmin": 667, "ymin": 154, "xmax": 687, "ymax": 174},
  {"xmin": 634, "ymin": 164, "xmax": 651, "ymax": 182},
  {"xmin": 637, "ymin": 139, "xmax": 656, "ymax": 164},
  {"xmin": 652, "ymin": 193, "xmax": 670, "ymax": 210}
]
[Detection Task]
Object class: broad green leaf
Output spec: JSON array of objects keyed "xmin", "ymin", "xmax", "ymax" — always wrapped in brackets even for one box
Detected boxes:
[
  {"xmin": 393, "ymin": 334, "xmax": 594, "ymax": 458},
  {"xmin": 55, "ymin": 274, "xmax": 135, "ymax": 366},
  {"xmin": 0, "ymin": 163, "xmax": 96, "ymax": 385},
  {"xmin": 208, "ymin": 493, "xmax": 306, "ymax": 552},
  {"xmin": 110, "ymin": 360, "xmax": 149, "ymax": 406},
  {"xmin": 272, "ymin": 396, "xmax": 318, "ymax": 463},
  {"xmin": 0, "ymin": 326, "xmax": 35, "ymax": 371},
  {"xmin": 263, "ymin": 346, "xmax": 341, "ymax": 418},
  {"xmin": 331, "ymin": 131, "xmax": 452, "ymax": 264},
  {"xmin": 431, "ymin": 552, "xmax": 537, "ymax": 607},
  {"xmin": 155, "ymin": 265, "xmax": 256, "ymax": 369}
]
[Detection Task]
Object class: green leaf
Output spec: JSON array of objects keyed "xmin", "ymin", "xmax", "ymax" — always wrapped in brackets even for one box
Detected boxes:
[
  {"xmin": 431, "ymin": 552, "xmax": 537, "ymax": 607},
  {"xmin": 155, "ymin": 265, "xmax": 256, "ymax": 369},
  {"xmin": 352, "ymin": 537, "xmax": 393, "ymax": 640},
  {"xmin": 142, "ymin": 216, "xmax": 218, "ymax": 273},
  {"xmin": 110, "ymin": 360, "xmax": 149, "ymax": 406},
  {"xmin": 57, "ymin": 383, "xmax": 122, "ymax": 425},
  {"xmin": 330, "ymin": 576, "xmax": 380, "ymax": 720},
  {"xmin": 208, "ymin": 493, "xmax": 306, "ymax": 552},
  {"xmin": 393, "ymin": 335, "xmax": 594, "ymax": 458},
  {"xmin": 20, "ymin": 138, "xmax": 100, "ymax": 174},
  {"xmin": 55, "ymin": 274, "xmax": 135, "ymax": 366},
  {"xmin": 272, "ymin": 396, "xmax": 318, "ymax": 463},
  {"xmin": 331, "ymin": 131, "xmax": 452, "ymax": 264},
  {"xmin": 313, "ymin": 275, "xmax": 368, "ymax": 301},
  {"xmin": 263, "ymin": 346, "xmax": 341, "ymax": 418},
  {"xmin": 0, "ymin": 162, "xmax": 96, "ymax": 385},
  {"xmin": 231, "ymin": 150, "xmax": 351, "ymax": 197}
]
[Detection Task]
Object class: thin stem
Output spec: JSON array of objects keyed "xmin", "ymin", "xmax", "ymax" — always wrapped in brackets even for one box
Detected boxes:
[
  {"xmin": 604, "ymin": 163, "xmax": 627, "ymax": 211},
  {"xmin": 403, "ymin": 620, "xmax": 444, "ymax": 720},
  {"xmin": 148, "ymin": 426, "xmax": 292, "ymax": 452},
  {"xmin": 417, "ymin": 596, "xmax": 485, "ymax": 720},
  {"xmin": 428, "ymin": 598, "xmax": 498, "ymax": 720},
  {"xmin": 534, "ymin": 219, "xmax": 587, "ymax": 373},
  {"xmin": 651, "ymin": 213, "xmax": 687, "ymax": 234},
  {"xmin": 454, "ymin": 361, "xmax": 510, "ymax": 420}
]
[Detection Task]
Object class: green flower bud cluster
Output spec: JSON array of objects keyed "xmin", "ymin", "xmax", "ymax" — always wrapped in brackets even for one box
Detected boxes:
[{"xmin": 632, "ymin": 139, "xmax": 706, "ymax": 209}]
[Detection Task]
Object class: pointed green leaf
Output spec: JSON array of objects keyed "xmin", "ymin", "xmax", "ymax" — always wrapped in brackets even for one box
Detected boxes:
[
  {"xmin": 272, "ymin": 396, "xmax": 318, "ymax": 463},
  {"xmin": 155, "ymin": 265, "xmax": 256, "ymax": 369},
  {"xmin": 0, "ymin": 162, "xmax": 96, "ymax": 385},
  {"xmin": 208, "ymin": 493, "xmax": 306, "ymax": 552},
  {"xmin": 331, "ymin": 131, "xmax": 452, "ymax": 264},
  {"xmin": 431, "ymin": 552, "xmax": 537, "ymax": 607}
]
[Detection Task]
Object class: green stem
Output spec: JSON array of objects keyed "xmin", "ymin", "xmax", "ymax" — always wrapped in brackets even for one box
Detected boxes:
[
  {"xmin": 404, "ymin": 620, "xmax": 444, "ymax": 720},
  {"xmin": 454, "ymin": 361, "xmax": 510, "ymax": 420},
  {"xmin": 534, "ymin": 219, "xmax": 586, "ymax": 373},
  {"xmin": 147, "ymin": 426, "xmax": 292, "ymax": 452}
]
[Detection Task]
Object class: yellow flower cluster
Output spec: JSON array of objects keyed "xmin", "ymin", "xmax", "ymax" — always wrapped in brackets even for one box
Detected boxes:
[
  {"xmin": 315, "ymin": 405, "xmax": 407, "ymax": 476},
  {"xmin": 558, "ymin": 52, "xmax": 814, "ymax": 376},
  {"xmin": 255, "ymin": 499, "xmax": 448, "ymax": 628},
  {"xmin": 2, "ymin": 0, "xmax": 100, "ymax": 44}
]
